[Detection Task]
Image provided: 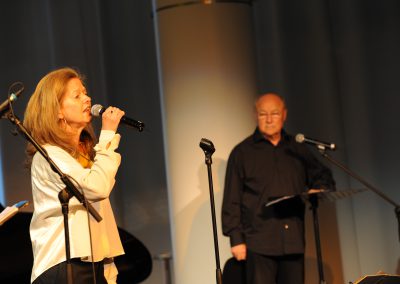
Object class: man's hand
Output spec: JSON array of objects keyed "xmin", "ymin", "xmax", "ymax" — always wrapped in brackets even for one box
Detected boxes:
[{"xmin": 231, "ymin": 243, "xmax": 246, "ymax": 261}]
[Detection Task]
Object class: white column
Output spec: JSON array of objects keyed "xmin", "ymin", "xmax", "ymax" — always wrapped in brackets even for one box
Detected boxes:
[{"xmin": 153, "ymin": 1, "xmax": 257, "ymax": 283}]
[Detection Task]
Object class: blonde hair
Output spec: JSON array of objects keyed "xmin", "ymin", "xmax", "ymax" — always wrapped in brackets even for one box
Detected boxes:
[{"xmin": 23, "ymin": 67, "xmax": 95, "ymax": 163}]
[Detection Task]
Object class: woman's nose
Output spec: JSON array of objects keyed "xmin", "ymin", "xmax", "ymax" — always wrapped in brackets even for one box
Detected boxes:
[{"xmin": 83, "ymin": 94, "xmax": 91, "ymax": 102}]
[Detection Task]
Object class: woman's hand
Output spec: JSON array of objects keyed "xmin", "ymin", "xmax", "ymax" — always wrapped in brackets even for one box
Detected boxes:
[{"xmin": 101, "ymin": 106, "xmax": 125, "ymax": 132}]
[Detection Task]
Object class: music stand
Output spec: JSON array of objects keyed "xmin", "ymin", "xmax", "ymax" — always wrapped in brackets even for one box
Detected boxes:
[
  {"xmin": 266, "ymin": 188, "xmax": 366, "ymax": 284},
  {"xmin": 0, "ymin": 200, "xmax": 29, "ymax": 226}
]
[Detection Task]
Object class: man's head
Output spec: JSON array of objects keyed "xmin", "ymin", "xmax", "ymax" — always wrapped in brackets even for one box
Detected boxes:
[{"xmin": 255, "ymin": 93, "xmax": 287, "ymax": 145}]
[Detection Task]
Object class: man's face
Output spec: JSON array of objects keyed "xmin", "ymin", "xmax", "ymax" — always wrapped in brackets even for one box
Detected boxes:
[{"xmin": 256, "ymin": 94, "xmax": 287, "ymax": 141}]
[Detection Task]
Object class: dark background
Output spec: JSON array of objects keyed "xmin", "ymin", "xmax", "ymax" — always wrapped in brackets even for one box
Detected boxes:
[{"xmin": 0, "ymin": 1, "xmax": 170, "ymax": 283}]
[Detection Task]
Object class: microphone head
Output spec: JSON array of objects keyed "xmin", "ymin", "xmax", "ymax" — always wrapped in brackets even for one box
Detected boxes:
[
  {"xmin": 199, "ymin": 138, "xmax": 215, "ymax": 154},
  {"xmin": 295, "ymin": 133, "xmax": 305, "ymax": 143},
  {"xmin": 7, "ymin": 83, "xmax": 24, "ymax": 103},
  {"xmin": 10, "ymin": 85, "xmax": 24, "ymax": 102},
  {"xmin": 90, "ymin": 104, "xmax": 104, "ymax": 117}
]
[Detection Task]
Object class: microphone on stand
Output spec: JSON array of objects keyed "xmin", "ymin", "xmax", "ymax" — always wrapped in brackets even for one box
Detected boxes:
[
  {"xmin": 91, "ymin": 104, "xmax": 145, "ymax": 132},
  {"xmin": 198, "ymin": 137, "xmax": 223, "ymax": 284},
  {"xmin": 0, "ymin": 85, "xmax": 24, "ymax": 117},
  {"xmin": 295, "ymin": 133, "xmax": 336, "ymax": 151},
  {"xmin": 199, "ymin": 138, "xmax": 215, "ymax": 154}
]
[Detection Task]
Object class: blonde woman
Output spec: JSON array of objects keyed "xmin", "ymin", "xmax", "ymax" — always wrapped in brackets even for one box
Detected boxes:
[{"xmin": 24, "ymin": 67, "xmax": 125, "ymax": 284}]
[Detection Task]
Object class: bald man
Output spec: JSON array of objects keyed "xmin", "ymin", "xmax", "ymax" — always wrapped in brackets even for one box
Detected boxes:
[{"xmin": 222, "ymin": 93, "xmax": 335, "ymax": 284}]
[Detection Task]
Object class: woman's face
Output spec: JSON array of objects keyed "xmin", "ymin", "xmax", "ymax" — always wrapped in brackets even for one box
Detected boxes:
[{"xmin": 59, "ymin": 78, "xmax": 92, "ymax": 132}]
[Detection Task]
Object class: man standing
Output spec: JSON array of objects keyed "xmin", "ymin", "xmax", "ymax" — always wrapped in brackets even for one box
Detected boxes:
[{"xmin": 222, "ymin": 93, "xmax": 335, "ymax": 283}]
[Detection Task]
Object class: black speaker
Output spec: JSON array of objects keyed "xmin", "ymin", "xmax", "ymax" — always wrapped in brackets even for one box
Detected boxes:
[{"xmin": 354, "ymin": 274, "xmax": 400, "ymax": 284}]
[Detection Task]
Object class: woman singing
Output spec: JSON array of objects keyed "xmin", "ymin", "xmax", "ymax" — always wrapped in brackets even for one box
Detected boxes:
[{"xmin": 24, "ymin": 67, "xmax": 125, "ymax": 284}]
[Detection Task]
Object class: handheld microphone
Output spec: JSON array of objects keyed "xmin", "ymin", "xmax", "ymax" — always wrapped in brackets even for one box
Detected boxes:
[
  {"xmin": 295, "ymin": 133, "xmax": 336, "ymax": 151},
  {"xmin": 90, "ymin": 104, "xmax": 145, "ymax": 132},
  {"xmin": 0, "ymin": 85, "xmax": 24, "ymax": 117}
]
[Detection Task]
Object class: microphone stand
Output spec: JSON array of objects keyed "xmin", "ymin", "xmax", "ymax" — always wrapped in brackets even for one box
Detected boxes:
[
  {"xmin": 59, "ymin": 189, "xmax": 74, "ymax": 284},
  {"xmin": 199, "ymin": 138, "xmax": 223, "ymax": 284},
  {"xmin": 6, "ymin": 112, "xmax": 102, "ymax": 284},
  {"xmin": 317, "ymin": 147, "xmax": 400, "ymax": 241},
  {"xmin": 308, "ymin": 193, "xmax": 326, "ymax": 284},
  {"xmin": 6, "ymin": 113, "xmax": 102, "ymax": 222}
]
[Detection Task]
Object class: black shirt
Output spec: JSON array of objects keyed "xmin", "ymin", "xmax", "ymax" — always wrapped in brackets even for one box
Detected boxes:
[{"xmin": 221, "ymin": 128, "xmax": 335, "ymax": 255}]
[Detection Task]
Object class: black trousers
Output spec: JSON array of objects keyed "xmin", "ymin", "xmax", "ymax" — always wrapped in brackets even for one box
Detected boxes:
[
  {"xmin": 33, "ymin": 258, "xmax": 107, "ymax": 284},
  {"xmin": 246, "ymin": 250, "xmax": 304, "ymax": 284}
]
